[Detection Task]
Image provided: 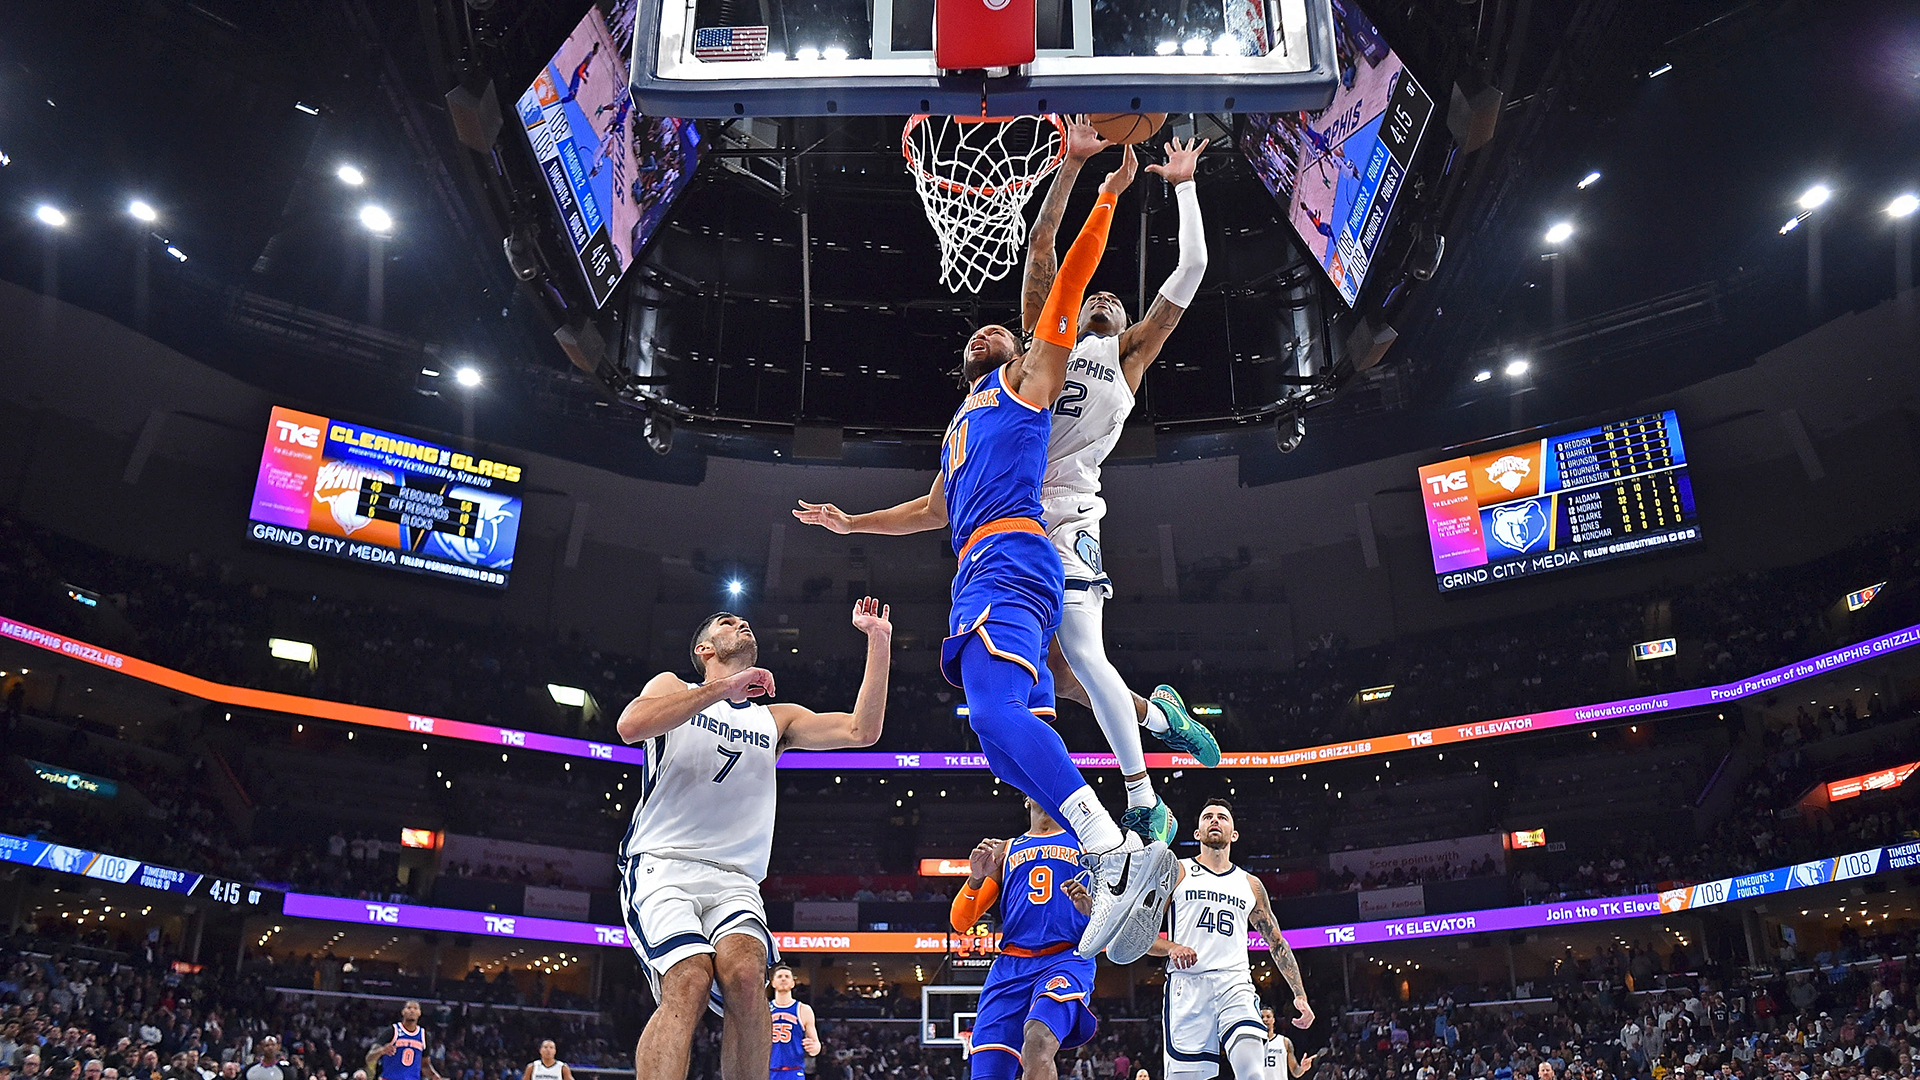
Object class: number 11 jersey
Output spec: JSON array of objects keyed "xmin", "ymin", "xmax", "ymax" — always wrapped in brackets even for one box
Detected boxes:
[
  {"xmin": 1168, "ymin": 858, "xmax": 1258, "ymax": 976},
  {"xmin": 621, "ymin": 684, "xmax": 779, "ymax": 881}
]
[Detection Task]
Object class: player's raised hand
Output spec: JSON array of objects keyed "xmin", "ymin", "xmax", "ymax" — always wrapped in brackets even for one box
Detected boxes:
[
  {"xmin": 793, "ymin": 500, "xmax": 853, "ymax": 533},
  {"xmin": 1166, "ymin": 942, "xmax": 1198, "ymax": 969},
  {"xmin": 1146, "ymin": 136, "xmax": 1209, "ymax": 186},
  {"xmin": 1063, "ymin": 116, "xmax": 1110, "ymax": 163},
  {"xmin": 1062, "ymin": 877, "xmax": 1093, "ymax": 916},
  {"xmin": 721, "ymin": 666, "xmax": 776, "ymax": 703},
  {"xmin": 967, "ymin": 838, "xmax": 1003, "ymax": 884},
  {"xmin": 1098, "ymin": 144, "xmax": 1138, "ymax": 197},
  {"xmin": 850, "ymin": 596, "xmax": 892, "ymax": 637},
  {"xmin": 1292, "ymin": 995, "xmax": 1315, "ymax": 1029}
]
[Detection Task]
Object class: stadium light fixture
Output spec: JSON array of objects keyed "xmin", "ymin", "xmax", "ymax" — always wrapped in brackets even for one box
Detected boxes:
[
  {"xmin": 268, "ymin": 638, "xmax": 315, "ymax": 664},
  {"xmin": 1779, "ymin": 216, "xmax": 1802, "ymax": 234},
  {"xmin": 127, "ymin": 200, "xmax": 157, "ymax": 223},
  {"xmin": 1797, "ymin": 184, "xmax": 1832, "ymax": 211},
  {"xmin": 822, "ymin": 45, "xmax": 849, "ymax": 61},
  {"xmin": 336, "ymin": 164, "xmax": 366, "ymax": 186},
  {"xmin": 454, "ymin": 366, "xmax": 482, "ymax": 387},
  {"xmin": 1182, "ymin": 38, "xmax": 1208, "ymax": 55},
  {"xmin": 1155, "ymin": 40, "xmax": 1178, "ymax": 55},
  {"xmin": 795, "ymin": 46, "xmax": 819, "ymax": 61},
  {"xmin": 293, "ymin": 102, "xmax": 321, "ymax": 115},
  {"xmin": 1544, "ymin": 221, "xmax": 1574, "ymax": 246},
  {"xmin": 547, "ymin": 684, "xmax": 589, "ymax": 708},
  {"xmin": 359, "ymin": 204, "xmax": 394, "ymax": 233},
  {"xmin": 34, "ymin": 204, "xmax": 67, "ymax": 227},
  {"xmin": 1888, "ymin": 193, "xmax": 1919, "ymax": 218},
  {"xmin": 1577, "ymin": 171, "xmax": 1601, "ymax": 189},
  {"xmin": 1473, "ymin": 370, "xmax": 1493, "ymax": 383},
  {"xmin": 165, "ymin": 245, "xmax": 187, "ymax": 262},
  {"xmin": 1648, "ymin": 62, "xmax": 1673, "ymax": 78},
  {"xmin": 726, "ymin": 579, "xmax": 745, "ymax": 597},
  {"xmin": 1505, "ymin": 359, "xmax": 1531, "ymax": 377}
]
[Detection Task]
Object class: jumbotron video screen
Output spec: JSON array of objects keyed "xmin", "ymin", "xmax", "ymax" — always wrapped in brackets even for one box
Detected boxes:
[
  {"xmin": 246, "ymin": 406, "xmax": 523, "ymax": 589},
  {"xmin": 1420, "ymin": 409, "xmax": 1702, "ymax": 592}
]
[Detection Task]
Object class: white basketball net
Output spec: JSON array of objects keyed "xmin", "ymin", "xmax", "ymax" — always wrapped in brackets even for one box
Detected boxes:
[{"xmin": 902, "ymin": 114, "xmax": 1067, "ymax": 294}]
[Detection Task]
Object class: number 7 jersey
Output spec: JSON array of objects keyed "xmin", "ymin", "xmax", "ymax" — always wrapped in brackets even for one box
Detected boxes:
[
  {"xmin": 620, "ymin": 683, "xmax": 780, "ymax": 881},
  {"xmin": 1167, "ymin": 859, "xmax": 1258, "ymax": 976}
]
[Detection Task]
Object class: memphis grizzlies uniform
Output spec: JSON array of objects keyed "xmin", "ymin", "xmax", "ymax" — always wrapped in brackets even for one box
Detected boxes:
[
  {"xmin": 529, "ymin": 1061, "xmax": 564, "ymax": 1080},
  {"xmin": 1164, "ymin": 860, "xmax": 1266, "ymax": 1080},
  {"xmin": 381, "ymin": 1024, "xmax": 428, "ymax": 1080},
  {"xmin": 618, "ymin": 688, "xmax": 780, "ymax": 987},
  {"xmin": 969, "ymin": 833, "xmax": 1098, "ymax": 1077},
  {"xmin": 939, "ymin": 362, "xmax": 1062, "ymax": 701},
  {"xmin": 770, "ymin": 1000, "xmax": 807, "ymax": 1078},
  {"xmin": 1041, "ymin": 333, "xmax": 1129, "ymax": 600}
]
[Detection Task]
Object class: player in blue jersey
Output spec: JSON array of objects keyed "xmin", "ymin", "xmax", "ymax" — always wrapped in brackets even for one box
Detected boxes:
[
  {"xmin": 365, "ymin": 1002, "xmax": 439, "ymax": 1080},
  {"xmin": 950, "ymin": 798, "xmax": 1099, "ymax": 1080},
  {"xmin": 557, "ymin": 42, "xmax": 600, "ymax": 105},
  {"xmin": 767, "ymin": 964, "xmax": 819, "ymax": 1080},
  {"xmin": 795, "ymin": 125, "xmax": 1176, "ymax": 965}
]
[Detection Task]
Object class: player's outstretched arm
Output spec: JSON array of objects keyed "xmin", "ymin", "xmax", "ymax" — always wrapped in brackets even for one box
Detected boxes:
[
  {"xmin": 1021, "ymin": 118, "xmax": 1109, "ymax": 333},
  {"xmin": 1292, "ymin": 1049, "xmax": 1318, "ymax": 1077},
  {"xmin": 617, "ymin": 667, "xmax": 776, "ymax": 744},
  {"xmin": 793, "ymin": 471, "xmax": 948, "ymax": 536},
  {"xmin": 797, "ymin": 1001, "xmax": 822, "ymax": 1057},
  {"xmin": 1010, "ymin": 146, "xmax": 1136, "ymax": 408},
  {"xmin": 1248, "ymin": 874, "xmax": 1313, "ymax": 1029},
  {"xmin": 950, "ymin": 837, "xmax": 1008, "ymax": 932},
  {"xmin": 773, "ymin": 597, "xmax": 892, "ymax": 751},
  {"xmin": 1119, "ymin": 137, "xmax": 1210, "ymax": 391},
  {"xmin": 1145, "ymin": 937, "xmax": 1198, "ymax": 968}
]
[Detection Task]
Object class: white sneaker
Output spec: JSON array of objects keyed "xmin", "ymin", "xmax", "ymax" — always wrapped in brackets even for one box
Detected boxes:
[{"xmin": 1076, "ymin": 840, "xmax": 1178, "ymax": 962}]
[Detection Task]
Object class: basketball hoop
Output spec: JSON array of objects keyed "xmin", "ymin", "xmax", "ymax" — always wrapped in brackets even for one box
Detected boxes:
[{"xmin": 902, "ymin": 113, "xmax": 1067, "ymax": 294}]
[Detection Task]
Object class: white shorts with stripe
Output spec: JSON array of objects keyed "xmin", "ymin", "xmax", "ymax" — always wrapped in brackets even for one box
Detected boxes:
[
  {"xmin": 618, "ymin": 852, "xmax": 775, "ymax": 1008},
  {"xmin": 1163, "ymin": 971, "xmax": 1267, "ymax": 1080},
  {"xmin": 1042, "ymin": 493, "xmax": 1111, "ymax": 605}
]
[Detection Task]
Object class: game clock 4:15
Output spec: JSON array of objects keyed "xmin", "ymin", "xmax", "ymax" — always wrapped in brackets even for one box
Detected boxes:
[{"xmin": 204, "ymin": 879, "xmax": 271, "ymax": 908}]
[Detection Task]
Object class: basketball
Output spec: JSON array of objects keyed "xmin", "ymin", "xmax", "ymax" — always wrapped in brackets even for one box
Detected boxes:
[{"xmin": 1087, "ymin": 112, "xmax": 1167, "ymax": 145}]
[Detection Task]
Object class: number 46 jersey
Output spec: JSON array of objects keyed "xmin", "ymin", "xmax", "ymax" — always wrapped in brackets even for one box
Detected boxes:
[
  {"xmin": 1168, "ymin": 859, "xmax": 1258, "ymax": 975},
  {"xmin": 621, "ymin": 684, "xmax": 779, "ymax": 881}
]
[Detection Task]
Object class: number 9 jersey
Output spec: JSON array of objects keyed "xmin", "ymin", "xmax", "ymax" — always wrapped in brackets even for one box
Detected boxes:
[{"xmin": 999, "ymin": 833, "xmax": 1092, "ymax": 950}]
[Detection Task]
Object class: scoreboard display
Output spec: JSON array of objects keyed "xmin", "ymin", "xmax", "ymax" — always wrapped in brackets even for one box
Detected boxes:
[
  {"xmin": 1419, "ymin": 409, "xmax": 1702, "ymax": 592},
  {"xmin": 247, "ymin": 407, "xmax": 522, "ymax": 589}
]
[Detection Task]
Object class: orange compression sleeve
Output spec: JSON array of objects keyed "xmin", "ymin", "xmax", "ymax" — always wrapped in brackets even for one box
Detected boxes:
[
  {"xmin": 949, "ymin": 877, "xmax": 1001, "ymax": 933},
  {"xmin": 1035, "ymin": 191, "xmax": 1118, "ymax": 348}
]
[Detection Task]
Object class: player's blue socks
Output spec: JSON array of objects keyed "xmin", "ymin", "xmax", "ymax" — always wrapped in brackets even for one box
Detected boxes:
[{"xmin": 959, "ymin": 635, "xmax": 1086, "ymax": 828}]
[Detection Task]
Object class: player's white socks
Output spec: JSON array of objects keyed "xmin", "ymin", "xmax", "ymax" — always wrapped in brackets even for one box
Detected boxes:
[
  {"xmin": 1123, "ymin": 775, "xmax": 1156, "ymax": 811},
  {"xmin": 1059, "ymin": 783, "xmax": 1134, "ymax": 855},
  {"xmin": 1227, "ymin": 1033, "xmax": 1272, "ymax": 1080},
  {"xmin": 1142, "ymin": 702, "xmax": 1171, "ymax": 734},
  {"xmin": 1058, "ymin": 604, "xmax": 1153, "ymax": 787}
]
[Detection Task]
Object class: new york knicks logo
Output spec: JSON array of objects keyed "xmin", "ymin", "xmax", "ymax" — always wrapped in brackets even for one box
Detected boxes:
[
  {"xmin": 1073, "ymin": 529, "xmax": 1103, "ymax": 574},
  {"xmin": 1485, "ymin": 454, "xmax": 1532, "ymax": 492},
  {"xmin": 1044, "ymin": 976, "xmax": 1073, "ymax": 992},
  {"xmin": 1488, "ymin": 501, "xmax": 1547, "ymax": 553}
]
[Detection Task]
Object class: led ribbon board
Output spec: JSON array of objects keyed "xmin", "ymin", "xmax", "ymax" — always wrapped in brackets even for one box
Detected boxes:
[
  {"xmin": 5, "ymin": 615, "xmax": 1917, "ymax": 771},
  {"xmin": 0, "ymin": 833, "xmax": 276, "ymax": 909}
]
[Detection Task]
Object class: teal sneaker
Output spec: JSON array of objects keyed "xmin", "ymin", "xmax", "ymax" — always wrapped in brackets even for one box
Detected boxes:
[
  {"xmin": 1148, "ymin": 685, "xmax": 1221, "ymax": 767},
  {"xmin": 1119, "ymin": 797, "xmax": 1179, "ymax": 846}
]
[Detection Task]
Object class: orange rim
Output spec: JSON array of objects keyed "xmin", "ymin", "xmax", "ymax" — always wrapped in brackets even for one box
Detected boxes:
[{"xmin": 901, "ymin": 113, "xmax": 1067, "ymax": 197}]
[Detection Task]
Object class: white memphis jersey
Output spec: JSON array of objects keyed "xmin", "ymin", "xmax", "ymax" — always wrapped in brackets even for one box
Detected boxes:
[
  {"xmin": 1041, "ymin": 333, "xmax": 1132, "ymax": 502},
  {"xmin": 1265, "ymin": 1035, "xmax": 1292, "ymax": 1075},
  {"xmin": 530, "ymin": 1062, "xmax": 565, "ymax": 1080},
  {"xmin": 1167, "ymin": 859, "xmax": 1258, "ymax": 976},
  {"xmin": 621, "ymin": 682, "xmax": 780, "ymax": 881}
]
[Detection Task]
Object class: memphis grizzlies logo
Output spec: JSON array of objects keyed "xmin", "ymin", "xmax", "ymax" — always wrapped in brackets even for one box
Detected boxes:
[
  {"xmin": 425, "ymin": 486, "xmax": 520, "ymax": 571},
  {"xmin": 1073, "ymin": 529, "xmax": 1103, "ymax": 574},
  {"xmin": 1486, "ymin": 499, "xmax": 1548, "ymax": 555},
  {"xmin": 1790, "ymin": 859, "xmax": 1834, "ymax": 888}
]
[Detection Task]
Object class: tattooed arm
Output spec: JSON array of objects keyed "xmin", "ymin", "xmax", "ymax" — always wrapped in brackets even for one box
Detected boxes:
[
  {"xmin": 1020, "ymin": 119, "xmax": 1108, "ymax": 333},
  {"xmin": 1249, "ymin": 873, "xmax": 1314, "ymax": 1029}
]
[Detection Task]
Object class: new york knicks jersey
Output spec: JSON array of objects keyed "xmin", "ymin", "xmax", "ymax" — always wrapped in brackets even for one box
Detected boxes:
[
  {"xmin": 769, "ymin": 1000, "xmax": 807, "ymax": 1070},
  {"xmin": 621, "ymin": 687, "xmax": 780, "ymax": 881},
  {"xmin": 1168, "ymin": 859, "xmax": 1257, "ymax": 977},
  {"xmin": 941, "ymin": 363, "xmax": 1050, "ymax": 552},
  {"xmin": 1042, "ymin": 334, "xmax": 1132, "ymax": 503},
  {"xmin": 998, "ymin": 832, "xmax": 1091, "ymax": 950},
  {"xmin": 381, "ymin": 1023, "xmax": 428, "ymax": 1080}
]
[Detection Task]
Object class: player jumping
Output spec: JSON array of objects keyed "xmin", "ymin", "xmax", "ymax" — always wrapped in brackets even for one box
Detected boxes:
[
  {"xmin": 1021, "ymin": 126, "xmax": 1222, "ymax": 846},
  {"xmin": 1150, "ymin": 800, "xmax": 1313, "ymax": 1080},
  {"xmin": 950, "ymin": 797, "xmax": 1100, "ymax": 1080},
  {"xmin": 615, "ymin": 598, "xmax": 893, "ymax": 1080},
  {"xmin": 768, "ymin": 964, "xmax": 820, "ymax": 1080},
  {"xmin": 795, "ymin": 137, "xmax": 1176, "ymax": 964},
  {"xmin": 557, "ymin": 42, "xmax": 600, "ymax": 105}
]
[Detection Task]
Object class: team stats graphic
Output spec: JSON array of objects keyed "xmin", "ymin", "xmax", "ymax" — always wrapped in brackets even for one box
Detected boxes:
[
  {"xmin": 1420, "ymin": 409, "xmax": 1702, "ymax": 592},
  {"xmin": 247, "ymin": 407, "xmax": 523, "ymax": 589}
]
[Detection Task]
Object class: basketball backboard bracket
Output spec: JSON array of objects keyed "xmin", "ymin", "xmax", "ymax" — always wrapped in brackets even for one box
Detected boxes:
[{"xmin": 629, "ymin": 0, "xmax": 1339, "ymax": 118}]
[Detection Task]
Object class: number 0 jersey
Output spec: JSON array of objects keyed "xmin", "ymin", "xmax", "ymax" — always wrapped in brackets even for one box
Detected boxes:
[
  {"xmin": 1167, "ymin": 859, "xmax": 1258, "ymax": 977},
  {"xmin": 380, "ymin": 1023, "xmax": 428, "ymax": 1080},
  {"xmin": 620, "ymin": 685, "xmax": 780, "ymax": 881},
  {"xmin": 997, "ymin": 832, "xmax": 1092, "ymax": 951},
  {"xmin": 1041, "ymin": 333, "xmax": 1132, "ymax": 505},
  {"xmin": 941, "ymin": 363, "xmax": 1051, "ymax": 553}
]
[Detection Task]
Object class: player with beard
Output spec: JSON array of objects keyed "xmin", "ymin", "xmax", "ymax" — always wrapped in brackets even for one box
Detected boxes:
[
  {"xmin": 1151, "ymin": 800, "xmax": 1313, "ymax": 1080},
  {"xmin": 1263, "ymin": 1008, "xmax": 1318, "ymax": 1078},
  {"xmin": 794, "ymin": 130, "xmax": 1177, "ymax": 964},
  {"xmin": 615, "ymin": 599, "xmax": 893, "ymax": 1080}
]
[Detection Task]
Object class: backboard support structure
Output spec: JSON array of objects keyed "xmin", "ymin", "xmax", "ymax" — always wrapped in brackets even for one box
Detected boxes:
[
  {"xmin": 629, "ymin": 0, "xmax": 1339, "ymax": 118},
  {"xmin": 921, "ymin": 984, "xmax": 986, "ymax": 1050}
]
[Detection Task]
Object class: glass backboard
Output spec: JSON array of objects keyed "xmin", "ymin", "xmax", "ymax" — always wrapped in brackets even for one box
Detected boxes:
[{"xmin": 628, "ymin": 0, "xmax": 1339, "ymax": 117}]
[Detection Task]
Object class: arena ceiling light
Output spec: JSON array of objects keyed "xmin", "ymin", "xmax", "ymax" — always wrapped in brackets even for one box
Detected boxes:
[
  {"xmin": 1473, "ymin": 369, "xmax": 1493, "ymax": 383},
  {"xmin": 1888, "ymin": 193, "xmax": 1919, "ymax": 218},
  {"xmin": 1779, "ymin": 216, "xmax": 1802, "ymax": 234},
  {"xmin": 454, "ymin": 366, "xmax": 482, "ymax": 387},
  {"xmin": 127, "ymin": 200, "xmax": 157, "ymax": 223},
  {"xmin": 1577, "ymin": 171, "xmax": 1601, "ymax": 189},
  {"xmin": 34, "ymin": 204, "xmax": 67, "ymax": 227},
  {"xmin": 336, "ymin": 164, "xmax": 366, "ymax": 186},
  {"xmin": 358, "ymin": 204, "xmax": 394, "ymax": 233},
  {"xmin": 1797, "ymin": 184, "xmax": 1832, "ymax": 211},
  {"xmin": 547, "ymin": 684, "xmax": 589, "ymax": 708},
  {"xmin": 1543, "ymin": 221, "xmax": 1574, "ymax": 246},
  {"xmin": 726, "ymin": 579, "xmax": 745, "ymax": 597},
  {"xmin": 1505, "ymin": 358, "xmax": 1531, "ymax": 377},
  {"xmin": 267, "ymin": 638, "xmax": 315, "ymax": 663}
]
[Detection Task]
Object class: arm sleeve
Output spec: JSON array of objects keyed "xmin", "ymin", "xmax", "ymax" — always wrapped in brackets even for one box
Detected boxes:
[
  {"xmin": 949, "ymin": 878, "xmax": 1001, "ymax": 933},
  {"xmin": 1035, "ymin": 192, "xmax": 1119, "ymax": 348},
  {"xmin": 1157, "ymin": 180, "xmax": 1207, "ymax": 308}
]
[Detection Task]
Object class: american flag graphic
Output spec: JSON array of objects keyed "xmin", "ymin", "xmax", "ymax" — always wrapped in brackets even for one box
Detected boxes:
[{"xmin": 692, "ymin": 25, "xmax": 769, "ymax": 61}]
